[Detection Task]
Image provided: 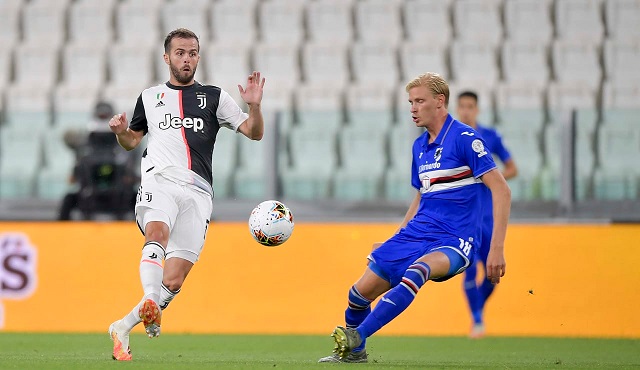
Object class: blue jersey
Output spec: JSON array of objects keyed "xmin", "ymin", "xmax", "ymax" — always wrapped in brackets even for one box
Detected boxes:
[{"xmin": 409, "ymin": 114, "xmax": 497, "ymax": 246}]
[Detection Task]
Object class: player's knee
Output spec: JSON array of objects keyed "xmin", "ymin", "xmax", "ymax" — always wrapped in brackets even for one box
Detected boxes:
[
  {"xmin": 162, "ymin": 276, "xmax": 184, "ymax": 292},
  {"xmin": 400, "ymin": 262, "xmax": 431, "ymax": 294},
  {"xmin": 348, "ymin": 285, "xmax": 372, "ymax": 310},
  {"xmin": 145, "ymin": 221, "xmax": 169, "ymax": 246}
]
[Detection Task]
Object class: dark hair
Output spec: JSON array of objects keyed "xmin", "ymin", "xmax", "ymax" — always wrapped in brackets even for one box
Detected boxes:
[
  {"xmin": 458, "ymin": 91, "xmax": 478, "ymax": 104},
  {"xmin": 164, "ymin": 28, "xmax": 199, "ymax": 53}
]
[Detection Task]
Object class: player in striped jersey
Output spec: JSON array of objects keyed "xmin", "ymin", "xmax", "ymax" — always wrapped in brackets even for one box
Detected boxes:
[
  {"xmin": 319, "ymin": 73, "xmax": 511, "ymax": 363},
  {"xmin": 107, "ymin": 28, "xmax": 266, "ymax": 361},
  {"xmin": 456, "ymin": 91, "xmax": 518, "ymax": 338}
]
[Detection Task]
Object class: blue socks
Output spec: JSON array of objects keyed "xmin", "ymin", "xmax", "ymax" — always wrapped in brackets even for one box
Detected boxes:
[
  {"xmin": 464, "ymin": 262, "xmax": 496, "ymax": 325},
  {"xmin": 345, "ymin": 285, "xmax": 372, "ymax": 352},
  {"xmin": 357, "ymin": 262, "xmax": 431, "ymax": 339},
  {"xmin": 464, "ymin": 262, "xmax": 483, "ymax": 324}
]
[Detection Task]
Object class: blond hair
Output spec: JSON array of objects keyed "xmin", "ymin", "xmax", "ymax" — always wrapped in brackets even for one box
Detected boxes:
[{"xmin": 405, "ymin": 72, "xmax": 450, "ymax": 108}]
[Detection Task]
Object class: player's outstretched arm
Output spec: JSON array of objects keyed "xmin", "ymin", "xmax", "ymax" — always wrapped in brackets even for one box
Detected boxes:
[
  {"xmin": 109, "ymin": 112, "xmax": 144, "ymax": 151},
  {"xmin": 481, "ymin": 169, "xmax": 511, "ymax": 284},
  {"xmin": 238, "ymin": 71, "xmax": 266, "ymax": 141}
]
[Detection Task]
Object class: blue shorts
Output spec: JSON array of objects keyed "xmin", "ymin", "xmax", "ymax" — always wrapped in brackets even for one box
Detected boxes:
[{"xmin": 367, "ymin": 228, "xmax": 475, "ymax": 287}]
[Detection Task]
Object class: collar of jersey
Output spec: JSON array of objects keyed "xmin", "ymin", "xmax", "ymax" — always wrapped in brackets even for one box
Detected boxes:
[
  {"xmin": 165, "ymin": 81, "xmax": 201, "ymax": 90},
  {"xmin": 421, "ymin": 113, "xmax": 454, "ymax": 148}
]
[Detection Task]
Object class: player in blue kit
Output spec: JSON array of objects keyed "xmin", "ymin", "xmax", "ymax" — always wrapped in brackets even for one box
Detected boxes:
[
  {"xmin": 456, "ymin": 91, "xmax": 518, "ymax": 338},
  {"xmin": 318, "ymin": 73, "xmax": 511, "ymax": 363}
]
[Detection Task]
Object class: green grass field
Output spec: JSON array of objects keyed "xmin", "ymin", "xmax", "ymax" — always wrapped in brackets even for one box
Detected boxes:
[{"xmin": 0, "ymin": 333, "xmax": 637, "ymax": 369}]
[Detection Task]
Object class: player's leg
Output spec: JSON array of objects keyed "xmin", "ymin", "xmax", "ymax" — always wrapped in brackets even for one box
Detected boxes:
[
  {"xmin": 463, "ymin": 256, "xmax": 485, "ymax": 334},
  {"xmin": 158, "ymin": 186, "xmax": 211, "ymax": 310},
  {"xmin": 319, "ymin": 266, "xmax": 390, "ymax": 363},
  {"xmin": 110, "ymin": 177, "xmax": 179, "ymax": 360},
  {"xmin": 334, "ymin": 245, "xmax": 469, "ymax": 358}
]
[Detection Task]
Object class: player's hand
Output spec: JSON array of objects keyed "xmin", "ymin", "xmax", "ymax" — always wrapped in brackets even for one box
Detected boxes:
[
  {"xmin": 486, "ymin": 247, "xmax": 506, "ymax": 284},
  {"xmin": 238, "ymin": 71, "xmax": 265, "ymax": 106},
  {"xmin": 109, "ymin": 112, "xmax": 128, "ymax": 135}
]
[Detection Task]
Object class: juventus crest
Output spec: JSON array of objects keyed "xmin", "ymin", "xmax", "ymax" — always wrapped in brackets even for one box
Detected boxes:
[{"xmin": 197, "ymin": 94, "xmax": 206, "ymax": 109}]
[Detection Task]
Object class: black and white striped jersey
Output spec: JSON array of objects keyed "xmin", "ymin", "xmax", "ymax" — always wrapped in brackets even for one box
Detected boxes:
[{"xmin": 129, "ymin": 81, "xmax": 248, "ymax": 195}]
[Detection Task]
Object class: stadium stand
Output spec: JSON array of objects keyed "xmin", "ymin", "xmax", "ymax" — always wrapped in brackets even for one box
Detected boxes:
[{"xmin": 0, "ymin": 0, "xmax": 639, "ymax": 208}]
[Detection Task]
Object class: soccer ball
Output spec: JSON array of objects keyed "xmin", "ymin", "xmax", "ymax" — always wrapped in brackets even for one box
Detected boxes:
[{"xmin": 248, "ymin": 200, "xmax": 294, "ymax": 247}]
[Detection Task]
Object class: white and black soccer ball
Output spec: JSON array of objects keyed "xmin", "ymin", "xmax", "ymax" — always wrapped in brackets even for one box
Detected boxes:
[{"xmin": 248, "ymin": 200, "xmax": 294, "ymax": 247}]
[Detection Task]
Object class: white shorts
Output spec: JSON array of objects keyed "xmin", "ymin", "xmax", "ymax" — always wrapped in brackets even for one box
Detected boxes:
[{"xmin": 135, "ymin": 173, "xmax": 212, "ymax": 263}]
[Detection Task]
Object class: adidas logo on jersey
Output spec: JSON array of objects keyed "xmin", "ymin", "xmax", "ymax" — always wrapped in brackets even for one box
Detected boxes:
[
  {"xmin": 155, "ymin": 101, "xmax": 165, "ymax": 108},
  {"xmin": 159, "ymin": 114, "xmax": 204, "ymax": 132}
]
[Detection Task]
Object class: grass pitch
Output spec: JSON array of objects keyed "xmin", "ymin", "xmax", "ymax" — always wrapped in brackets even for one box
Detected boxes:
[{"xmin": 0, "ymin": 333, "xmax": 637, "ymax": 369}]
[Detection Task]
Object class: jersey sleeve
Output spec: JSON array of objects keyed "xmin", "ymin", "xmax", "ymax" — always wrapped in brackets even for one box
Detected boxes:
[
  {"xmin": 217, "ymin": 89, "xmax": 249, "ymax": 131},
  {"xmin": 457, "ymin": 130, "xmax": 497, "ymax": 178},
  {"xmin": 411, "ymin": 141, "xmax": 422, "ymax": 190},
  {"xmin": 129, "ymin": 94, "xmax": 148, "ymax": 134},
  {"xmin": 490, "ymin": 130, "xmax": 513, "ymax": 163}
]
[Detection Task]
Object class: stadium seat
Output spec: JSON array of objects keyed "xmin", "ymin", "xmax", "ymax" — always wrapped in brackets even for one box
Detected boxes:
[
  {"xmin": 210, "ymin": 0, "xmax": 257, "ymax": 46},
  {"xmin": 501, "ymin": 40, "xmax": 550, "ymax": 89},
  {"xmin": 281, "ymin": 126, "xmax": 337, "ymax": 200},
  {"xmin": 499, "ymin": 126, "xmax": 543, "ymax": 200},
  {"xmin": 211, "ymin": 129, "xmax": 237, "ymax": 198},
  {"xmin": 22, "ymin": 0, "xmax": 67, "ymax": 46},
  {"xmin": 403, "ymin": 0, "xmax": 452, "ymax": 47},
  {"xmin": 503, "ymin": 0, "xmax": 553, "ymax": 45},
  {"xmin": 258, "ymin": 87, "xmax": 294, "ymax": 138},
  {"xmin": 306, "ymin": 0, "xmax": 354, "ymax": 45},
  {"xmin": 4, "ymin": 85, "xmax": 52, "ymax": 131},
  {"xmin": 385, "ymin": 124, "xmax": 423, "ymax": 201},
  {"xmin": 547, "ymin": 82, "xmax": 599, "ymax": 136},
  {"xmin": 605, "ymin": 0, "xmax": 640, "ymax": 41},
  {"xmin": 0, "ymin": 126, "xmax": 42, "ymax": 199},
  {"xmin": 203, "ymin": 42, "xmax": 251, "ymax": 91},
  {"xmin": 116, "ymin": 0, "xmax": 162, "ymax": 46},
  {"xmin": 60, "ymin": 43, "xmax": 106, "ymax": 91},
  {"xmin": 350, "ymin": 42, "xmax": 400, "ymax": 89},
  {"xmin": 160, "ymin": 1, "xmax": 209, "ymax": 42},
  {"xmin": 53, "ymin": 85, "xmax": 100, "ymax": 129},
  {"xmin": 447, "ymin": 83, "xmax": 495, "ymax": 126},
  {"xmin": 603, "ymin": 40, "xmax": 640, "ymax": 88},
  {"xmin": 450, "ymin": 40, "xmax": 499, "ymax": 89},
  {"xmin": 100, "ymin": 84, "xmax": 149, "ymax": 121},
  {"xmin": 301, "ymin": 42, "xmax": 350, "ymax": 89},
  {"xmin": 603, "ymin": 82, "xmax": 640, "ymax": 109},
  {"xmin": 453, "ymin": 0, "xmax": 503, "ymax": 47},
  {"xmin": 399, "ymin": 42, "xmax": 448, "ymax": 82},
  {"xmin": 0, "ymin": 0, "xmax": 21, "ymax": 49},
  {"xmin": 36, "ymin": 126, "xmax": 76, "ymax": 200},
  {"xmin": 108, "ymin": 43, "xmax": 155, "ymax": 88},
  {"xmin": 258, "ymin": 0, "xmax": 304, "ymax": 44},
  {"xmin": 295, "ymin": 84, "xmax": 344, "ymax": 132},
  {"xmin": 346, "ymin": 84, "xmax": 394, "ymax": 130},
  {"xmin": 253, "ymin": 43, "xmax": 300, "ymax": 91},
  {"xmin": 555, "ymin": 0, "xmax": 604, "ymax": 44},
  {"xmin": 354, "ymin": 0, "xmax": 403, "ymax": 44},
  {"xmin": 495, "ymin": 83, "xmax": 545, "ymax": 134},
  {"xmin": 0, "ymin": 47, "xmax": 11, "ymax": 90},
  {"xmin": 593, "ymin": 126, "xmax": 640, "ymax": 199},
  {"xmin": 333, "ymin": 126, "xmax": 386, "ymax": 200},
  {"xmin": 68, "ymin": 0, "xmax": 116, "ymax": 47},
  {"xmin": 13, "ymin": 42, "xmax": 59, "ymax": 92},
  {"xmin": 551, "ymin": 40, "xmax": 602, "ymax": 91},
  {"xmin": 540, "ymin": 123, "xmax": 594, "ymax": 200}
]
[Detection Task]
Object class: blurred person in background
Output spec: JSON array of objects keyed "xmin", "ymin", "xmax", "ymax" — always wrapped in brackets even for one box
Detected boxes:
[
  {"xmin": 58, "ymin": 101, "xmax": 139, "ymax": 220},
  {"xmin": 456, "ymin": 91, "xmax": 518, "ymax": 338}
]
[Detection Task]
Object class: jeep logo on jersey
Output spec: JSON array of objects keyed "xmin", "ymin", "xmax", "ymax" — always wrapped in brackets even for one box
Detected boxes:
[
  {"xmin": 0, "ymin": 233, "xmax": 38, "ymax": 329},
  {"xmin": 159, "ymin": 114, "xmax": 204, "ymax": 132}
]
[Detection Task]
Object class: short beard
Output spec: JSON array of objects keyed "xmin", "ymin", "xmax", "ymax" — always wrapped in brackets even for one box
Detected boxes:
[{"xmin": 170, "ymin": 63, "xmax": 197, "ymax": 85}]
